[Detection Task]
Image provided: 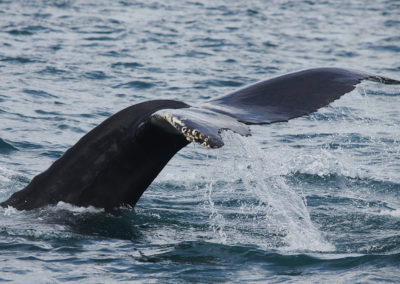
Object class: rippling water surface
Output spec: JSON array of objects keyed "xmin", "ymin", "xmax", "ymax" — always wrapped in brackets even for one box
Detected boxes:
[{"xmin": 1, "ymin": 0, "xmax": 400, "ymax": 283}]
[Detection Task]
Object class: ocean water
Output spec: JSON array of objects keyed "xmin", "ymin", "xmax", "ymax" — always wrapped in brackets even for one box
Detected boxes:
[{"xmin": 0, "ymin": 0, "xmax": 400, "ymax": 283}]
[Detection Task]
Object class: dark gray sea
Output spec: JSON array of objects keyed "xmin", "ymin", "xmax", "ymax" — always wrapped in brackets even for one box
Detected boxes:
[{"xmin": 0, "ymin": 0, "xmax": 400, "ymax": 283}]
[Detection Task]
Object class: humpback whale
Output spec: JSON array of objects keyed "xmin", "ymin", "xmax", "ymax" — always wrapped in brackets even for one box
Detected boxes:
[{"xmin": 1, "ymin": 68, "xmax": 399, "ymax": 211}]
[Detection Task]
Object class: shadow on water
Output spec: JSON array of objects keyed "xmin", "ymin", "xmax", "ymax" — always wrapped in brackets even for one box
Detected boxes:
[{"xmin": 37, "ymin": 207, "xmax": 146, "ymax": 241}]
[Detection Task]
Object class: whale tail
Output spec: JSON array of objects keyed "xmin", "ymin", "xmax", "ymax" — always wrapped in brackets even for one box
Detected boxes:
[
  {"xmin": 1, "ymin": 68, "xmax": 399, "ymax": 210},
  {"xmin": 153, "ymin": 68, "xmax": 400, "ymax": 148}
]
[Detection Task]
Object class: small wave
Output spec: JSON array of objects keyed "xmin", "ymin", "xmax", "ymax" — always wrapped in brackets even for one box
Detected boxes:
[
  {"xmin": 174, "ymin": 50, "xmax": 212, "ymax": 58},
  {"xmin": 111, "ymin": 62, "xmax": 143, "ymax": 69},
  {"xmin": 23, "ymin": 89, "xmax": 58, "ymax": 99},
  {"xmin": 335, "ymin": 51, "xmax": 359, "ymax": 58},
  {"xmin": 362, "ymin": 88, "xmax": 400, "ymax": 97},
  {"xmin": 57, "ymin": 124, "xmax": 86, "ymax": 133},
  {"xmin": 35, "ymin": 109, "xmax": 61, "ymax": 116},
  {"xmin": 262, "ymin": 41, "xmax": 278, "ymax": 48},
  {"xmin": 11, "ymin": 141, "xmax": 43, "ymax": 150},
  {"xmin": 0, "ymin": 138, "xmax": 18, "ymax": 153},
  {"xmin": 84, "ymin": 36, "xmax": 118, "ymax": 41},
  {"xmin": 7, "ymin": 29, "xmax": 33, "ymax": 36},
  {"xmin": 384, "ymin": 19, "xmax": 400, "ymax": 27},
  {"xmin": 36, "ymin": 66, "xmax": 68, "ymax": 75},
  {"xmin": 6, "ymin": 25, "xmax": 51, "ymax": 36},
  {"xmin": 135, "ymin": 240, "xmax": 400, "ymax": 277},
  {"xmin": 0, "ymin": 56, "xmax": 41, "ymax": 64},
  {"xmin": 113, "ymin": 80, "xmax": 155, "ymax": 89},
  {"xmin": 224, "ymin": 58, "xmax": 236, "ymax": 63},
  {"xmin": 367, "ymin": 44, "xmax": 400, "ymax": 53},
  {"xmin": 39, "ymin": 150, "xmax": 63, "ymax": 159},
  {"xmin": 83, "ymin": 70, "xmax": 109, "ymax": 80},
  {"xmin": 383, "ymin": 36, "xmax": 400, "ymax": 43},
  {"xmin": 195, "ymin": 79, "xmax": 243, "ymax": 89}
]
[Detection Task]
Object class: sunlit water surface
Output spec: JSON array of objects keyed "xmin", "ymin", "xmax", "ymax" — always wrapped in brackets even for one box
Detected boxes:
[{"xmin": 0, "ymin": 0, "xmax": 400, "ymax": 283}]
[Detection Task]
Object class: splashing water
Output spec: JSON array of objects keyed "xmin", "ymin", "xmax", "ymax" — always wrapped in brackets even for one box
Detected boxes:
[{"xmin": 201, "ymin": 131, "xmax": 334, "ymax": 251}]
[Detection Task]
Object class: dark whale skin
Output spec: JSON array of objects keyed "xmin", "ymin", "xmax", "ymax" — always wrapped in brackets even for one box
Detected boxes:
[
  {"xmin": 1, "ymin": 100, "xmax": 189, "ymax": 210},
  {"xmin": 1, "ymin": 68, "xmax": 399, "ymax": 211}
]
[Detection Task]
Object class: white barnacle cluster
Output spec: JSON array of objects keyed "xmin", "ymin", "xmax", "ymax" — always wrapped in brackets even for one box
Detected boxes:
[
  {"xmin": 152, "ymin": 111, "xmax": 213, "ymax": 148},
  {"xmin": 159, "ymin": 112, "xmax": 183, "ymax": 129},
  {"xmin": 180, "ymin": 126, "xmax": 211, "ymax": 148}
]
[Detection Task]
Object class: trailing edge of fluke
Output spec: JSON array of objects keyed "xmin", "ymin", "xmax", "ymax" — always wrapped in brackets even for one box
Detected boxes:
[{"xmin": 1, "ymin": 68, "xmax": 399, "ymax": 211}]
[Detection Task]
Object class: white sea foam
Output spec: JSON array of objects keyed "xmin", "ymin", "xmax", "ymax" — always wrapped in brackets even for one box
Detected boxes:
[
  {"xmin": 54, "ymin": 201, "xmax": 104, "ymax": 214},
  {"xmin": 377, "ymin": 209, "xmax": 400, "ymax": 218},
  {"xmin": 0, "ymin": 166, "xmax": 14, "ymax": 183},
  {"xmin": 3, "ymin": 205, "xmax": 18, "ymax": 216}
]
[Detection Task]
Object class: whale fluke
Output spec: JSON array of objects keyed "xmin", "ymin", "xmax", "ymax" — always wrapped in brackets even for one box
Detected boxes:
[
  {"xmin": 2, "ymin": 100, "xmax": 190, "ymax": 210},
  {"xmin": 1, "ymin": 68, "xmax": 399, "ymax": 210}
]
